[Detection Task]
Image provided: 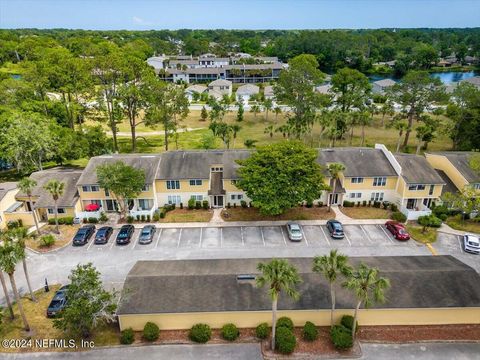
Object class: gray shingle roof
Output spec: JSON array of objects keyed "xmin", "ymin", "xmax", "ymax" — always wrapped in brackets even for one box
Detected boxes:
[
  {"xmin": 236, "ymin": 84, "xmax": 260, "ymax": 95},
  {"xmin": 155, "ymin": 150, "xmax": 251, "ymax": 180},
  {"xmin": 317, "ymin": 148, "xmax": 398, "ymax": 177},
  {"xmin": 436, "ymin": 170, "xmax": 459, "ymax": 194},
  {"xmin": 432, "ymin": 152, "xmax": 480, "ymax": 183},
  {"xmin": 0, "ymin": 182, "xmax": 17, "ymax": 202},
  {"xmin": 16, "ymin": 168, "xmax": 82, "ymax": 208},
  {"xmin": 117, "ymin": 256, "xmax": 480, "ymax": 315},
  {"xmin": 77, "ymin": 154, "xmax": 161, "ymax": 185},
  {"xmin": 373, "ymin": 79, "xmax": 396, "ymax": 87},
  {"xmin": 209, "ymin": 79, "xmax": 232, "ymax": 87},
  {"xmin": 394, "ymin": 154, "xmax": 445, "ymax": 184}
]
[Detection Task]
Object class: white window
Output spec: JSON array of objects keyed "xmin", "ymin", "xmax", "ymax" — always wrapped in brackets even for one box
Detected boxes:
[
  {"xmin": 189, "ymin": 179, "xmax": 203, "ymax": 186},
  {"xmin": 166, "ymin": 180, "xmax": 180, "ymax": 190},
  {"xmin": 142, "ymin": 184, "xmax": 150, "ymax": 191},
  {"xmin": 351, "ymin": 177, "xmax": 364, "ymax": 184},
  {"xmin": 48, "ymin": 208, "xmax": 65, "ymax": 214},
  {"xmin": 91, "ymin": 185, "xmax": 99, "ymax": 192},
  {"xmin": 82, "ymin": 185, "xmax": 91, "ymax": 192},
  {"xmin": 138, "ymin": 199, "xmax": 153, "ymax": 210},
  {"xmin": 349, "ymin": 192, "xmax": 361, "ymax": 199},
  {"xmin": 473, "ymin": 183, "xmax": 480, "ymax": 190},
  {"xmin": 167, "ymin": 195, "xmax": 181, "ymax": 205},
  {"xmin": 231, "ymin": 194, "xmax": 244, "ymax": 200},
  {"xmin": 211, "ymin": 167, "xmax": 223, "ymax": 172},
  {"xmin": 373, "ymin": 177, "xmax": 387, "ymax": 186},
  {"xmin": 408, "ymin": 184, "xmax": 426, "ymax": 191},
  {"xmin": 190, "ymin": 195, "xmax": 203, "ymax": 201},
  {"xmin": 371, "ymin": 192, "xmax": 384, "ymax": 201}
]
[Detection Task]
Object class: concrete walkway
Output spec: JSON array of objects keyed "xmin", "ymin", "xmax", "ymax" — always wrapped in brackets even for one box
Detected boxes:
[
  {"xmin": 438, "ymin": 223, "xmax": 477, "ymax": 236},
  {"xmin": 331, "ymin": 205, "xmax": 352, "ymax": 222},
  {"xmin": 210, "ymin": 208, "xmax": 224, "ymax": 223}
]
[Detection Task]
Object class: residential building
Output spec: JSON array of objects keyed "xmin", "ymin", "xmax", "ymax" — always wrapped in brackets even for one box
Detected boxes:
[
  {"xmin": 460, "ymin": 76, "xmax": 480, "ymax": 89},
  {"xmin": 117, "ymin": 256, "xmax": 480, "ymax": 331},
  {"xmin": 235, "ymin": 84, "xmax": 259, "ymax": 104},
  {"xmin": 315, "ymin": 84, "xmax": 332, "ymax": 95},
  {"xmin": 184, "ymin": 84, "xmax": 207, "ymax": 102},
  {"xmin": 372, "ymin": 78, "xmax": 396, "ymax": 94},
  {"xmin": 77, "ymin": 154, "xmax": 161, "ymax": 219},
  {"xmin": 0, "ymin": 182, "xmax": 18, "ymax": 229},
  {"xmin": 263, "ymin": 85, "xmax": 275, "ymax": 100},
  {"xmin": 208, "ymin": 79, "xmax": 232, "ymax": 97},
  {"xmin": 4, "ymin": 168, "xmax": 82, "ymax": 226},
  {"xmin": 425, "ymin": 152, "xmax": 480, "ymax": 193}
]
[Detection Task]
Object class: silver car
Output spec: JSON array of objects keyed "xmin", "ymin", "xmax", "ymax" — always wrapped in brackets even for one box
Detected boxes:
[
  {"xmin": 138, "ymin": 225, "xmax": 156, "ymax": 245},
  {"xmin": 463, "ymin": 234, "xmax": 480, "ymax": 254},
  {"xmin": 286, "ymin": 223, "xmax": 303, "ymax": 242}
]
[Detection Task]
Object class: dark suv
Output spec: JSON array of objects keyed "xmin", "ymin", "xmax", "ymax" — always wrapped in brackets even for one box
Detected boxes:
[
  {"xmin": 46, "ymin": 285, "xmax": 69, "ymax": 318},
  {"xmin": 326, "ymin": 220, "xmax": 345, "ymax": 239},
  {"xmin": 94, "ymin": 226, "xmax": 113, "ymax": 245},
  {"xmin": 116, "ymin": 225, "xmax": 135, "ymax": 245},
  {"xmin": 72, "ymin": 225, "xmax": 96, "ymax": 246}
]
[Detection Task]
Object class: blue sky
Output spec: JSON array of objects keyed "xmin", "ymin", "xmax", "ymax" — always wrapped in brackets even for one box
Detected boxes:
[{"xmin": 1, "ymin": 0, "xmax": 479, "ymax": 30}]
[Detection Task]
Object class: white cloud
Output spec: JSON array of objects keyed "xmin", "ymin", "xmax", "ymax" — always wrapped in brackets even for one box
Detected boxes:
[{"xmin": 132, "ymin": 16, "xmax": 152, "ymax": 26}]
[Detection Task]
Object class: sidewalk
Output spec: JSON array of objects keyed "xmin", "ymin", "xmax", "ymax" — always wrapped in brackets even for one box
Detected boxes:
[{"xmin": 438, "ymin": 223, "xmax": 475, "ymax": 236}]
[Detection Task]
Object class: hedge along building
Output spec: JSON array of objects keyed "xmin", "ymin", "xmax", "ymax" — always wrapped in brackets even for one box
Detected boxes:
[{"xmin": 116, "ymin": 256, "xmax": 480, "ymax": 331}]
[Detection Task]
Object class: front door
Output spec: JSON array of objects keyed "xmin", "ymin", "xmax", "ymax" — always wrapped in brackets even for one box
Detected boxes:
[
  {"xmin": 406, "ymin": 198, "xmax": 417, "ymax": 210},
  {"xmin": 329, "ymin": 193, "xmax": 339, "ymax": 205},
  {"xmin": 106, "ymin": 200, "xmax": 118, "ymax": 212},
  {"xmin": 213, "ymin": 195, "xmax": 224, "ymax": 208}
]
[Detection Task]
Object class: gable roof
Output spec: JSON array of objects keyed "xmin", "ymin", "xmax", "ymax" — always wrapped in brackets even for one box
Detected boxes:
[
  {"xmin": 432, "ymin": 152, "xmax": 480, "ymax": 183},
  {"xmin": 373, "ymin": 79, "xmax": 396, "ymax": 87},
  {"xmin": 394, "ymin": 154, "xmax": 445, "ymax": 184},
  {"xmin": 117, "ymin": 256, "xmax": 480, "ymax": 315},
  {"xmin": 315, "ymin": 84, "xmax": 332, "ymax": 94},
  {"xmin": 155, "ymin": 150, "xmax": 251, "ymax": 180},
  {"xmin": 317, "ymin": 148, "xmax": 398, "ymax": 177},
  {"xmin": 77, "ymin": 154, "xmax": 161, "ymax": 185},
  {"xmin": 236, "ymin": 84, "xmax": 260, "ymax": 95},
  {"xmin": 461, "ymin": 76, "xmax": 480, "ymax": 87},
  {"xmin": 16, "ymin": 168, "xmax": 82, "ymax": 208},
  {"xmin": 209, "ymin": 79, "xmax": 232, "ymax": 87},
  {"xmin": 185, "ymin": 84, "xmax": 207, "ymax": 94},
  {"xmin": 0, "ymin": 182, "xmax": 17, "ymax": 202},
  {"xmin": 264, "ymin": 85, "xmax": 274, "ymax": 97}
]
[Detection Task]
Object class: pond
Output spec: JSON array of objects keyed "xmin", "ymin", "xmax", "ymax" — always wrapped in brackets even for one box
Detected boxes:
[{"xmin": 369, "ymin": 70, "xmax": 479, "ymax": 85}]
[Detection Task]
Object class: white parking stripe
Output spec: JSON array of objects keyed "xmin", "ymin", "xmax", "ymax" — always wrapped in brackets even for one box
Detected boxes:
[
  {"xmin": 155, "ymin": 229, "xmax": 162, "ymax": 248},
  {"xmin": 199, "ymin": 228, "xmax": 203, "ymax": 248},
  {"xmin": 260, "ymin": 227, "xmax": 266, "ymax": 246},
  {"xmin": 177, "ymin": 228, "xmax": 182, "ymax": 248},
  {"xmin": 281, "ymin": 226, "xmax": 287, "ymax": 245},
  {"xmin": 360, "ymin": 225, "xmax": 373, "ymax": 244},
  {"xmin": 378, "ymin": 225, "xmax": 395, "ymax": 244},
  {"xmin": 241, "ymin": 227, "xmax": 244, "ymax": 246},
  {"xmin": 132, "ymin": 232, "xmax": 139, "ymax": 250},
  {"xmin": 220, "ymin": 228, "xmax": 224, "ymax": 248},
  {"xmin": 343, "ymin": 231, "xmax": 352, "ymax": 246},
  {"xmin": 457, "ymin": 235, "xmax": 463, "ymax": 252},
  {"xmin": 86, "ymin": 238, "xmax": 95, "ymax": 251},
  {"xmin": 301, "ymin": 227, "xmax": 309, "ymax": 246},
  {"xmin": 320, "ymin": 226, "xmax": 330, "ymax": 246},
  {"xmin": 109, "ymin": 235, "xmax": 116, "ymax": 249}
]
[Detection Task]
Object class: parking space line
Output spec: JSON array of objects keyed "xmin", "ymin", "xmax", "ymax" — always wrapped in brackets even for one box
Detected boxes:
[
  {"xmin": 300, "ymin": 227, "xmax": 309, "ymax": 246},
  {"xmin": 360, "ymin": 225, "xmax": 374, "ymax": 244},
  {"xmin": 280, "ymin": 226, "xmax": 287, "ymax": 246},
  {"xmin": 320, "ymin": 226, "xmax": 330, "ymax": 246},
  {"xmin": 132, "ymin": 233, "xmax": 140, "ymax": 250},
  {"xmin": 457, "ymin": 235, "xmax": 463, "ymax": 252},
  {"xmin": 199, "ymin": 228, "xmax": 203, "ymax": 247},
  {"xmin": 343, "ymin": 232, "xmax": 352, "ymax": 246},
  {"xmin": 378, "ymin": 225, "xmax": 395, "ymax": 244},
  {"xmin": 220, "ymin": 228, "xmax": 223, "ymax": 248},
  {"xmin": 86, "ymin": 239, "xmax": 95, "ymax": 251},
  {"xmin": 241, "ymin": 227, "xmax": 244, "ymax": 246},
  {"xmin": 177, "ymin": 228, "xmax": 182, "ymax": 248},
  {"xmin": 109, "ymin": 236, "xmax": 116, "ymax": 249},
  {"xmin": 260, "ymin": 227, "xmax": 266, "ymax": 246},
  {"xmin": 155, "ymin": 229, "xmax": 162, "ymax": 248}
]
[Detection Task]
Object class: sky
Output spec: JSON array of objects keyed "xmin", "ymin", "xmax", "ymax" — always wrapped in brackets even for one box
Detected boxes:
[{"xmin": 0, "ymin": 0, "xmax": 479, "ymax": 30}]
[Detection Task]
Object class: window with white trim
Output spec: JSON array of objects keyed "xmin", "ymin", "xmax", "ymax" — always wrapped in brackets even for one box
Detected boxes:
[
  {"xmin": 166, "ymin": 180, "xmax": 180, "ymax": 190},
  {"xmin": 138, "ymin": 199, "xmax": 153, "ymax": 210},
  {"xmin": 473, "ymin": 183, "xmax": 480, "ymax": 190},
  {"xmin": 371, "ymin": 192, "xmax": 384, "ymax": 201},
  {"xmin": 349, "ymin": 192, "xmax": 362, "ymax": 199},
  {"xmin": 230, "ymin": 194, "xmax": 244, "ymax": 200},
  {"xmin": 48, "ymin": 208, "xmax": 66, "ymax": 214},
  {"xmin": 91, "ymin": 185, "xmax": 99, "ymax": 192},
  {"xmin": 189, "ymin": 179, "xmax": 203, "ymax": 186},
  {"xmin": 190, "ymin": 195, "xmax": 203, "ymax": 201},
  {"xmin": 373, "ymin": 177, "xmax": 386, "ymax": 186},
  {"xmin": 167, "ymin": 195, "xmax": 181, "ymax": 205},
  {"xmin": 408, "ymin": 184, "xmax": 426, "ymax": 191},
  {"xmin": 211, "ymin": 167, "xmax": 223, "ymax": 172},
  {"xmin": 351, "ymin": 177, "xmax": 364, "ymax": 184}
]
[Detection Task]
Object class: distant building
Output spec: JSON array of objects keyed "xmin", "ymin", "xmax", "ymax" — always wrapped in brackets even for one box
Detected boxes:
[
  {"xmin": 185, "ymin": 84, "xmax": 207, "ymax": 102},
  {"xmin": 461, "ymin": 76, "xmax": 480, "ymax": 89},
  {"xmin": 372, "ymin": 79, "xmax": 396, "ymax": 94},
  {"xmin": 263, "ymin": 85, "xmax": 275, "ymax": 100},
  {"xmin": 208, "ymin": 79, "xmax": 232, "ymax": 97},
  {"xmin": 236, "ymin": 84, "xmax": 259, "ymax": 104}
]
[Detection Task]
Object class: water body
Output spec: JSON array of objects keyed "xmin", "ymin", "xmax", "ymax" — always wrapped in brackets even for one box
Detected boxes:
[{"xmin": 369, "ymin": 71, "xmax": 479, "ymax": 85}]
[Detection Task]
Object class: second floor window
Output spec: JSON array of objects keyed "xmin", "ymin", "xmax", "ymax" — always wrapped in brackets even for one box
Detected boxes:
[
  {"xmin": 473, "ymin": 183, "xmax": 480, "ymax": 190},
  {"xmin": 373, "ymin": 177, "xmax": 387, "ymax": 186},
  {"xmin": 166, "ymin": 180, "xmax": 180, "ymax": 190},
  {"xmin": 82, "ymin": 185, "xmax": 99, "ymax": 192},
  {"xmin": 142, "ymin": 184, "xmax": 150, "ymax": 192},
  {"xmin": 189, "ymin": 179, "xmax": 203, "ymax": 186},
  {"xmin": 408, "ymin": 184, "xmax": 426, "ymax": 191},
  {"xmin": 351, "ymin": 177, "xmax": 364, "ymax": 184}
]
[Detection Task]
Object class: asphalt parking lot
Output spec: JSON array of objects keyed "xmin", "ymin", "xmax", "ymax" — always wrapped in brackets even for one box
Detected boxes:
[{"xmin": 68, "ymin": 224, "xmax": 424, "ymax": 253}]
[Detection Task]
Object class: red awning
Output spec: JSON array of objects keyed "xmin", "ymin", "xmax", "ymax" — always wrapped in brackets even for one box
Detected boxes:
[{"xmin": 85, "ymin": 203, "xmax": 100, "ymax": 212}]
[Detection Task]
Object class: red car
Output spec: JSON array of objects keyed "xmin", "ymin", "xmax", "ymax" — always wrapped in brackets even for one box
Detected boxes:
[{"xmin": 385, "ymin": 221, "xmax": 410, "ymax": 241}]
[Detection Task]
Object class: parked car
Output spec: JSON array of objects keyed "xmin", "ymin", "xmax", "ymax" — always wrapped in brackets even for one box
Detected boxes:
[
  {"xmin": 286, "ymin": 222, "xmax": 303, "ymax": 242},
  {"xmin": 94, "ymin": 226, "xmax": 113, "ymax": 245},
  {"xmin": 326, "ymin": 220, "xmax": 344, "ymax": 239},
  {"xmin": 463, "ymin": 234, "xmax": 480, "ymax": 255},
  {"xmin": 72, "ymin": 225, "xmax": 96, "ymax": 246},
  {"xmin": 116, "ymin": 224, "xmax": 135, "ymax": 245},
  {"xmin": 138, "ymin": 225, "xmax": 156, "ymax": 245},
  {"xmin": 385, "ymin": 221, "xmax": 410, "ymax": 241},
  {"xmin": 46, "ymin": 285, "xmax": 69, "ymax": 318}
]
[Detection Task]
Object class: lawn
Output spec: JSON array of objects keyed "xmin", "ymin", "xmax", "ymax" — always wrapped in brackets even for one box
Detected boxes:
[
  {"xmin": 161, "ymin": 208, "xmax": 213, "ymax": 222},
  {"xmin": 406, "ymin": 223, "xmax": 438, "ymax": 244},
  {"xmin": 340, "ymin": 206, "xmax": 392, "ymax": 219},
  {"xmin": 0, "ymin": 286, "xmax": 120, "ymax": 353},
  {"xmin": 445, "ymin": 216, "xmax": 480, "ymax": 234},
  {"xmin": 221, "ymin": 206, "xmax": 334, "ymax": 221},
  {"xmin": 25, "ymin": 225, "xmax": 78, "ymax": 252}
]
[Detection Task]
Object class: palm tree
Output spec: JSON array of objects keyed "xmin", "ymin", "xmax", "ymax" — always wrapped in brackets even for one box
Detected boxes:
[
  {"xmin": 327, "ymin": 163, "xmax": 346, "ymax": 212},
  {"xmin": 18, "ymin": 177, "xmax": 41, "ymax": 234},
  {"xmin": 313, "ymin": 250, "xmax": 352, "ymax": 328},
  {"xmin": 256, "ymin": 259, "xmax": 302, "ymax": 351},
  {"xmin": 343, "ymin": 263, "xmax": 390, "ymax": 339},
  {"xmin": 263, "ymin": 98, "xmax": 273, "ymax": 121},
  {"xmin": 250, "ymin": 104, "xmax": 260, "ymax": 118},
  {"xmin": 264, "ymin": 125, "xmax": 274, "ymax": 138},
  {"xmin": 5, "ymin": 227, "xmax": 36, "ymax": 302},
  {"xmin": 43, "ymin": 180, "xmax": 65, "ymax": 234},
  {"xmin": 0, "ymin": 268, "xmax": 14, "ymax": 320},
  {"xmin": 0, "ymin": 238, "xmax": 30, "ymax": 331},
  {"xmin": 231, "ymin": 124, "xmax": 241, "ymax": 149}
]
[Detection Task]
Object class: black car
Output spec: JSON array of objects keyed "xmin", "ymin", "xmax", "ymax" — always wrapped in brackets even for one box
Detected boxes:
[
  {"xmin": 46, "ymin": 285, "xmax": 69, "ymax": 318},
  {"xmin": 116, "ymin": 225, "xmax": 135, "ymax": 245},
  {"xmin": 72, "ymin": 225, "xmax": 96, "ymax": 246},
  {"xmin": 138, "ymin": 225, "xmax": 156, "ymax": 245},
  {"xmin": 326, "ymin": 219, "xmax": 345, "ymax": 239},
  {"xmin": 94, "ymin": 226, "xmax": 113, "ymax": 245}
]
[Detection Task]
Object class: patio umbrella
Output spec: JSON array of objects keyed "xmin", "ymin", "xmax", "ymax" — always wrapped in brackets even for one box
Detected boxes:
[{"xmin": 85, "ymin": 203, "xmax": 100, "ymax": 212}]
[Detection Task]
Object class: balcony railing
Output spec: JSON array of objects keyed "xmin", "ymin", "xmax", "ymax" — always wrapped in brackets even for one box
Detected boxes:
[
  {"xmin": 75, "ymin": 210, "xmax": 101, "ymax": 220},
  {"xmin": 401, "ymin": 206, "xmax": 432, "ymax": 220}
]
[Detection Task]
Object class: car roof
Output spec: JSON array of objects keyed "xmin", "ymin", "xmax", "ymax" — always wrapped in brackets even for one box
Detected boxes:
[
  {"xmin": 121, "ymin": 224, "xmax": 133, "ymax": 229},
  {"xmin": 288, "ymin": 223, "xmax": 300, "ymax": 229},
  {"xmin": 466, "ymin": 234, "xmax": 479, "ymax": 241},
  {"xmin": 328, "ymin": 219, "xmax": 341, "ymax": 223}
]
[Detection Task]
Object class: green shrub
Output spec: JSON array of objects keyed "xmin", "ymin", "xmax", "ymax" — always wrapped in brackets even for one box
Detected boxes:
[
  {"xmin": 418, "ymin": 214, "xmax": 443, "ymax": 228},
  {"xmin": 48, "ymin": 217, "xmax": 74, "ymax": 225},
  {"xmin": 255, "ymin": 322, "xmax": 269, "ymax": 339},
  {"xmin": 143, "ymin": 322, "xmax": 160, "ymax": 341},
  {"xmin": 88, "ymin": 217, "xmax": 98, "ymax": 224},
  {"xmin": 152, "ymin": 212, "xmax": 160, "ymax": 221},
  {"xmin": 306, "ymin": 199, "xmax": 313, "ymax": 208},
  {"xmin": 127, "ymin": 215, "xmax": 134, "ymax": 224},
  {"xmin": 146, "ymin": 214, "xmax": 151, "ymax": 222},
  {"xmin": 340, "ymin": 315, "xmax": 358, "ymax": 334},
  {"xmin": 221, "ymin": 323, "xmax": 239, "ymax": 341},
  {"xmin": 373, "ymin": 201, "xmax": 381, "ymax": 208},
  {"xmin": 227, "ymin": 202, "xmax": 231, "ymax": 208},
  {"xmin": 302, "ymin": 321, "xmax": 318, "ymax": 341},
  {"xmin": 391, "ymin": 211, "xmax": 407, "ymax": 222},
  {"xmin": 159, "ymin": 210, "xmax": 166, "ymax": 219},
  {"xmin": 136, "ymin": 215, "xmax": 140, "ymax": 221},
  {"xmin": 7, "ymin": 220, "xmax": 22, "ymax": 229},
  {"xmin": 120, "ymin": 328, "xmax": 135, "ymax": 344},
  {"xmin": 390, "ymin": 203, "xmax": 399, "ymax": 212},
  {"xmin": 240, "ymin": 200, "xmax": 247, "ymax": 208},
  {"xmin": 195, "ymin": 201, "xmax": 201, "ymax": 210},
  {"xmin": 40, "ymin": 234, "xmax": 55, "ymax": 248},
  {"xmin": 189, "ymin": 323, "xmax": 211, "ymax": 343},
  {"xmin": 140, "ymin": 215, "xmax": 146, "ymax": 222},
  {"xmin": 275, "ymin": 327, "xmax": 296, "ymax": 354},
  {"xmin": 188, "ymin": 198, "xmax": 195, "ymax": 210},
  {"xmin": 99, "ymin": 212, "xmax": 108, "ymax": 223},
  {"xmin": 202, "ymin": 200, "xmax": 209, "ymax": 210},
  {"xmin": 179, "ymin": 202, "xmax": 183, "ymax": 209},
  {"xmin": 330, "ymin": 325, "xmax": 353, "ymax": 349},
  {"xmin": 276, "ymin": 317, "xmax": 294, "ymax": 331},
  {"xmin": 362, "ymin": 200, "xmax": 367, "ymax": 207},
  {"xmin": 317, "ymin": 201, "xmax": 323, "ymax": 207},
  {"xmin": 343, "ymin": 200, "xmax": 354, "ymax": 207}
]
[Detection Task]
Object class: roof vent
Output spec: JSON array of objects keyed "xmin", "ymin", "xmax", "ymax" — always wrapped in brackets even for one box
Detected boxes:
[{"xmin": 236, "ymin": 274, "xmax": 256, "ymax": 284}]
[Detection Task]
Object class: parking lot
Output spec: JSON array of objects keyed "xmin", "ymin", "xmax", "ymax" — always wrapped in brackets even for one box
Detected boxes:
[{"xmin": 68, "ymin": 224, "xmax": 423, "ymax": 254}]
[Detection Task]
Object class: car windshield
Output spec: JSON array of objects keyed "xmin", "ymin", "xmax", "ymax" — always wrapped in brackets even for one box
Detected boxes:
[
  {"xmin": 468, "ymin": 240, "xmax": 479, "ymax": 246},
  {"xmin": 398, "ymin": 229, "xmax": 407, "ymax": 235},
  {"xmin": 97, "ymin": 230, "xmax": 106, "ymax": 236},
  {"xmin": 141, "ymin": 230, "xmax": 151, "ymax": 236},
  {"xmin": 332, "ymin": 223, "xmax": 342, "ymax": 230},
  {"xmin": 290, "ymin": 228, "xmax": 301, "ymax": 234},
  {"xmin": 49, "ymin": 299, "xmax": 63, "ymax": 307},
  {"xmin": 118, "ymin": 232, "xmax": 128, "ymax": 238}
]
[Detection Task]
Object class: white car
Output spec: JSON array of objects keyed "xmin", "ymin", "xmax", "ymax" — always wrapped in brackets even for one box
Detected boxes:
[
  {"xmin": 463, "ymin": 234, "xmax": 480, "ymax": 255},
  {"xmin": 286, "ymin": 223, "xmax": 303, "ymax": 242}
]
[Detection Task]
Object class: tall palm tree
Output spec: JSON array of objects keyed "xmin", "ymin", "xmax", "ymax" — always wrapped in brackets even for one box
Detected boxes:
[
  {"xmin": 273, "ymin": 106, "xmax": 282, "ymax": 122},
  {"xmin": 230, "ymin": 124, "xmax": 241, "ymax": 149},
  {"xmin": 43, "ymin": 180, "xmax": 65, "ymax": 234},
  {"xmin": 0, "ymin": 268, "xmax": 14, "ymax": 320},
  {"xmin": 313, "ymin": 250, "xmax": 352, "ymax": 328},
  {"xmin": 18, "ymin": 177, "xmax": 41, "ymax": 235},
  {"xmin": 0, "ymin": 238, "xmax": 30, "ymax": 331},
  {"xmin": 264, "ymin": 125, "xmax": 274, "ymax": 138},
  {"xmin": 327, "ymin": 163, "xmax": 346, "ymax": 212},
  {"xmin": 343, "ymin": 263, "xmax": 390, "ymax": 339},
  {"xmin": 263, "ymin": 98, "xmax": 273, "ymax": 121},
  {"xmin": 256, "ymin": 258, "xmax": 302, "ymax": 351},
  {"xmin": 5, "ymin": 227, "xmax": 36, "ymax": 302}
]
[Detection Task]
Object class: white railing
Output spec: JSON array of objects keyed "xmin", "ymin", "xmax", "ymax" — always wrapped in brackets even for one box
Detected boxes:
[
  {"xmin": 129, "ymin": 208, "xmax": 155, "ymax": 218},
  {"xmin": 401, "ymin": 207, "xmax": 432, "ymax": 220},
  {"xmin": 76, "ymin": 210, "xmax": 101, "ymax": 220}
]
